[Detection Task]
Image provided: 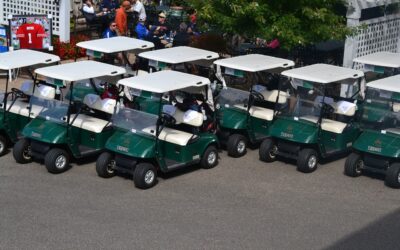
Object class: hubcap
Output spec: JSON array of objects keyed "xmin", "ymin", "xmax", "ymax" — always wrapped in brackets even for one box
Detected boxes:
[
  {"xmin": 23, "ymin": 146, "xmax": 31, "ymax": 160},
  {"xmin": 269, "ymin": 145, "xmax": 278, "ymax": 159},
  {"xmin": 207, "ymin": 151, "xmax": 217, "ymax": 165},
  {"xmin": 0, "ymin": 141, "xmax": 4, "ymax": 153},
  {"xmin": 55, "ymin": 155, "xmax": 67, "ymax": 169},
  {"xmin": 397, "ymin": 172, "xmax": 400, "ymax": 184},
  {"xmin": 107, "ymin": 160, "xmax": 116, "ymax": 174},
  {"xmin": 355, "ymin": 160, "xmax": 363, "ymax": 174},
  {"xmin": 144, "ymin": 170, "xmax": 155, "ymax": 185},
  {"xmin": 308, "ymin": 155, "xmax": 317, "ymax": 169},
  {"xmin": 237, "ymin": 140, "xmax": 246, "ymax": 154}
]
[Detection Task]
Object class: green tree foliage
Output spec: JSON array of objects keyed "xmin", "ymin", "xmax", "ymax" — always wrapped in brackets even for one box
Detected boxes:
[{"xmin": 186, "ymin": 0, "xmax": 349, "ymax": 50}]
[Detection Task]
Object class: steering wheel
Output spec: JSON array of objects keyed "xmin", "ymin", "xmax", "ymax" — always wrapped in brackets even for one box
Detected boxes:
[
  {"xmin": 321, "ymin": 102, "xmax": 335, "ymax": 114},
  {"xmin": 250, "ymin": 90, "xmax": 265, "ymax": 102},
  {"xmin": 11, "ymin": 88, "xmax": 27, "ymax": 98},
  {"xmin": 161, "ymin": 112, "xmax": 176, "ymax": 125}
]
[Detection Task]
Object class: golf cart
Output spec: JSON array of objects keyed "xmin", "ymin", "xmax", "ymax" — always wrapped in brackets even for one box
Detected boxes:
[
  {"xmin": 213, "ymin": 54, "xmax": 294, "ymax": 157},
  {"xmin": 344, "ymin": 75, "xmax": 400, "ymax": 188},
  {"xmin": 134, "ymin": 46, "xmax": 219, "ymax": 114},
  {"xmin": 76, "ymin": 36, "xmax": 154, "ymax": 76},
  {"xmin": 96, "ymin": 70, "xmax": 219, "ymax": 189},
  {"xmin": 353, "ymin": 51, "xmax": 400, "ymax": 81},
  {"xmin": 13, "ymin": 61, "xmax": 126, "ymax": 174},
  {"xmin": 260, "ymin": 64, "xmax": 364, "ymax": 173},
  {"xmin": 0, "ymin": 49, "xmax": 60, "ymax": 156}
]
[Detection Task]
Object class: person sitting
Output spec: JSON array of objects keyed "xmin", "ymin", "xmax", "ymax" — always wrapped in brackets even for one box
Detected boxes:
[
  {"xmin": 173, "ymin": 22, "xmax": 191, "ymax": 47},
  {"xmin": 102, "ymin": 20, "xmax": 118, "ymax": 38},
  {"xmin": 135, "ymin": 17, "xmax": 149, "ymax": 40},
  {"xmin": 82, "ymin": 0, "xmax": 105, "ymax": 24}
]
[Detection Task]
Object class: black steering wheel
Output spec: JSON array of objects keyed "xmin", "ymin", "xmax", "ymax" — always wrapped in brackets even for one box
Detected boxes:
[
  {"xmin": 161, "ymin": 112, "xmax": 177, "ymax": 125},
  {"xmin": 11, "ymin": 88, "xmax": 27, "ymax": 98},
  {"xmin": 321, "ymin": 102, "xmax": 335, "ymax": 114},
  {"xmin": 250, "ymin": 90, "xmax": 265, "ymax": 102}
]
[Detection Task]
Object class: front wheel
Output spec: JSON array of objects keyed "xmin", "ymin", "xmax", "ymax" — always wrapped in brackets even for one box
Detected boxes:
[
  {"xmin": 13, "ymin": 139, "xmax": 32, "ymax": 164},
  {"xmin": 259, "ymin": 138, "xmax": 277, "ymax": 163},
  {"xmin": 0, "ymin": 135, "xmax": 8, "ymax": 157},
  {"xmin": 385, "ymin": 163, "xmax": 400, "ymax": 188},
  {"xmin": 45, "ymin": 148, "xmax": 70, "ymax": 174},
  {"xmin": 96, "ymin": 152, "xmax": 116, "ymax": 178},
  {"xmin": 134, "ymin": 163, "xmax": 157, "ymax": 189},
  {"xmin": 344, "ymin": 153, "xmax": 363, "ymax": 177},
  {"xmin": 227, "ymin": 134, "xmax": 247, "ymax": 158},
  {"xmin": 200, "ymin": 145, "xmax": 218, "ymax": 169},
  {"xmin": 297, "ymin": 148, "xmax": 318, "ymax": 173}
]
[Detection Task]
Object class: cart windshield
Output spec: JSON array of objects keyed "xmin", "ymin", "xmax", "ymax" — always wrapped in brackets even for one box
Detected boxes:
[
  {"xmin": 0, "ymin": 92, "xmax": 4, "ymax": 105},
  {"xmin": 218, "ymin": 87, "xmax": 249, "ymax": 108},
  {"xmin": 361, "ymin": 87, "xmax": 400, "ymax": 131},
  {"xmin": 112, "ymin": 107, "xmax": 158, "ymax": 136},
  {"xmin": 31, "ymin": 96, "xmax": 69, "ymax": 124}
]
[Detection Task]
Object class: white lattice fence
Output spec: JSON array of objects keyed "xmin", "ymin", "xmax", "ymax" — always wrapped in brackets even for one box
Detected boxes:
[
  {"xmin": 344, "ymin": 0, "xmax": 400, "ymax": 68},
  {"xmin": 0, "ymin": 0, "xmax": 70, "ymax": 42}
]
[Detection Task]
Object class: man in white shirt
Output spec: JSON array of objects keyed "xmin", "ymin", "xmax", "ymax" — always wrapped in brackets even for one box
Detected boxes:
[{"xmin": 131, "ymin": 0, "xmax": 146, "ymax": 20}]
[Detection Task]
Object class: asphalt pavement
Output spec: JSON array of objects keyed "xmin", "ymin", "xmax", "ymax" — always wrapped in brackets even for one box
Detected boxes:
[{"xmin": 1, "ymin": 147, "xmax": 399, "ymax": 250}]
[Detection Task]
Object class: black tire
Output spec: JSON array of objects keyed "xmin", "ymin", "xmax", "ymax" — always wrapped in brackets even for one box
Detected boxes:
[
  {"xmin": 13, "ymin": 139, "xmax": 32, "ymax": 164},
  {"xmin": 385, "ymin": 163, "xmax": 400, "ymax": 188},
  {"xmin": 134, "ymin": 163, "xmax": 157, "ymax": 189},
  {"xmin": 227, "ymin": 134, "xmax": 247, "ymax": 158},
  {"xmin": 297, "ymin": 148, "xmax": 318, "ymax": 173},
  {"xmin": 96, "ymin": 152, "xmax": 116, "ymax": 178},
  {"xmin": 259, "ymin": 138, "xmax": 277, "ymax": 162},
  {"xmin": 344, "ymin": 153, "xmax": 363, "ymax": 177},
  {"xmin": 0, "ymin": 135, "xmax": 8, "ymax": 157},
  {"xmin": 200, "ymin": 145, "xmax": 218, "ymax": 169},
  {"xmin": 45, "ymin": 148, "xmax": 70, "ymax": 174}
]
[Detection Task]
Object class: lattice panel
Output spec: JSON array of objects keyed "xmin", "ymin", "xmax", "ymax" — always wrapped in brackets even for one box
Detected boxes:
[{"xmin": 0, "ymin": 0, "xmax": 61, "ymax": 35}]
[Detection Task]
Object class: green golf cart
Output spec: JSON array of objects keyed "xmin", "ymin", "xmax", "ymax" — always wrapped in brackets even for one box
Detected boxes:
[
  {"xmin": 260, "ymin": 64, "xmax": 364, "ymax": 173},
  {"xmin": 12, "ymin": 61, "xmax": 126, "ymax": 173},
  {"xmin": 96, "ymin": 70, "xmax": 219, "ymax": 189},
  {"xmin": 344, "ymin": 75, "xmax": 400, "ymax": 188},
  {"xmin": 213, "ymin": 54, "xmax": 294, "ymax": 157},
  {"xmin": 0, "ymin": 49, "xmax": 60, "ymax": 156}
]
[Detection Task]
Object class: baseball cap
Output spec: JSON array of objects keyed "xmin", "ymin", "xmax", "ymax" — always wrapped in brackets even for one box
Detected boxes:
[{"xmin": 158, "ymin": 12, "xmax": 166, "ymax": 18}]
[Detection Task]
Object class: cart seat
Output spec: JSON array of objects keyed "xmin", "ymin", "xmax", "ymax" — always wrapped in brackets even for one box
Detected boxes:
[
  {"xmin": 300, "ymin": 115, "xmax": 347, "ymax": 134},
  {"xmin": 234, "ymin": 104, "xmax": 274, "ymax": 121},
  {"xmin": 20, "ymin": 80, "xmax": 34, "ymax": 95},
  {"xmin": 84, "ymin": 94, "xmax": 116, "ymax": 114},
  {"xmin": 5, "ymin": 99, "xmax": 44, "ymax": 118},
  {"xmin": 70, "ymin": 114, "xmax": 111, "ymax": 133},
  {"xmin": 331, "ymin": 101, "xmax": 356, "ymax": 116},
  {"xmin": 260, "ymin": 90, "xmax": 289, "ymax": 104},
  {"xmin": 393, "ymin": 103, "xmax": 400, "ymax": 113},
  {"xmin": 142, "ymin": 125, "xmax": 195, "ymax": 146},
  {"xmin": 387, "ymin": 128, "xmax": 400, "ymax": 135},
  {"xmin": 162, "ymin": 105, "xmax": 204, "ymax": 127}
]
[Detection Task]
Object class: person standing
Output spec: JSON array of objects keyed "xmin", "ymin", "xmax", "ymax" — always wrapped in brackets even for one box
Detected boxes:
[
  {"xmin": 131, "ymin": 0, "xmax": 146, "ymax": 21},
  {"xmin": 114, "ymin": 1, "xmax": 131, "ymax": 35}
]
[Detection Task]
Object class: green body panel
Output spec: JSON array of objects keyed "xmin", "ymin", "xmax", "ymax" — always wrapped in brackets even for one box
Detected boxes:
[
  {"xmin": 23, "ymin": 117, "xmax": 67, "ymax": 144},
  {"xmin": 106, "ymin": 130, "xmax": 156, "ymax": 158},
  {"xmin": 217, "ymin": 107, "xmax": 247, "ymax": 130},
  {"xmin": 353, "ymin": 130, "xmax": 400, "ymax": 158},
  {"xmin": 320, "ymin": 126, "xmax": 360, "ymax": 154},
  {"xmin": 0, "ymin": 110, "xmax": 34, "ymax": 142},
  {"xmin": 68, "ymin": 126, "xmax": 114, "ymax": 156},
  {"xmin": 270, "ymin": 117, "xmax": 318, "ymax": 144},
  {"xmin": 248, "ymin": 116, "xmax": 271, "ymax": 141}
]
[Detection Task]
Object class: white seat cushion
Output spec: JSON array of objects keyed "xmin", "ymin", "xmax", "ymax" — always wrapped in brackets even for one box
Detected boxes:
[
  {"xmin": 261, "ymin": 90, "xmax": 288, "ymax": 104},
  {"xmin": 234, "ymin": 104, "xmax": 274, "ymax": 121},
  {"xmin": 33, "ymin": 85, "xmax": 56, "ymax": 100},
  {"xmin": 84, "ymin": 94, "xmax": 116, "ymax": 115},
  {"xmin": 20, "ymin": 80, "xmax": 34, "ymax": 95},
  {"xmin": 387, "ymin": 128, "xmax": 400, "ymax": 135},
  {"xmin": 7, "ymin": 99, "xmax": 30, "ymax": 116},
  {"xmin": 300, "ymin": 115, "xmax": 347, "ymax": 134},
  {"xmin": 70, "ymin": 114, "xmax": 111, "ymax": 133},
  {"xmin": 142, "ymin": 125, "xmax": 195, "ymax": 146},
  {"xmin": 163, "ymin": 105, "xmax": 203, "ymax": 127},
  {"xmin": 332, "ymin": 101, "xmax": 356, "ymax": 116},
  {"xmin": 393, "ymin": 103, "xmax": 400, "ymax": 113},
  {"xmin": 300, "ymin": 115, "xmax": 319, "ymax": 123}
]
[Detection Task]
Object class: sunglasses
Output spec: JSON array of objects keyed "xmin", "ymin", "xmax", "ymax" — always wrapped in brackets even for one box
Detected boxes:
[{"xmin": 111, "ymin": 24, "xmax": 117, "ymax": 27}]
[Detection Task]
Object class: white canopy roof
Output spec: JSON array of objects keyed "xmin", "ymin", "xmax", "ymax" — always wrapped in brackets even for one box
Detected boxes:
[
  {"xmin": 118, "ymin": 70, "xmax": 210, "ymax": 93},
  {"xmin": 0, "ymin": 49, "xmax": 60, "ymax": 70},
  {"xmin": 353, "ymin": 52, "xmax": 400, "ymax": 68},
  {"xmin": 367, "ymin": 75, "xmax": 400, "ymax": 93},
  {"xmin": 76, "ymin": 37, "xmax": 154, "ymax": 53},
  {"xmin": 138, "ymin": 46, "xmax": 219, "ymax": 64},
  {"xmin": 281, "ymin": 64, "xmax": 364, "ymax": 84},
  {"xmin": 214, "ymin": 54, "xmax": 294, "ymax": 72},
  {"xmin": 35, "ymin": 61, "xmax": 126, "ymax": 81}
]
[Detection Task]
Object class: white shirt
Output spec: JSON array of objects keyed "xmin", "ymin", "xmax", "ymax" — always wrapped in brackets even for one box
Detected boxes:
[
  {"xmin": 82, "ymin": 4, "xmax": 95, "ymax": 14},
  {"xmin": 133, "ymin": 1, "xmax": 146, "ymax": 20}
]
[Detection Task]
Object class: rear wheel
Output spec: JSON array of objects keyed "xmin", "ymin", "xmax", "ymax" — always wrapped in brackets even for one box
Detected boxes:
[
  {"xmin": 45, "ymin": 148, "xmax": 70, "ymax": 174},
  {"xmin": 297, "ymin": 148, "xmax": 318, "ymax": 173},
  {"xmin": 134, "ymin": 163, "xmax": 157, "ymax": 189},
  {"xmin": 13, "ymin": 139, "xmax": 32, "ymax": 164},
  {"xmin": 227, "ymin": 134, "xmax": 247, "ymax": 158},
  {"xmin": 200, "ymin": 145, "xmax": 218, "ymax": 169},
  {"xmin": 344, "ymin": 153, "xmax": 363, "ymax": 177},
  {"xmin": 385, "ymin": 163, "xmax": 400, "ymax": 188},
  {"xmin": 96, "ymin": 152, "xmax": 116, "ymax": 178},
  {"xmin": 259, "ymin": 138, "xmax": 277, "ymax": 162},
  {"xmin": 0, "ymin": 135, "xmax": 8, "ymax": 156}
]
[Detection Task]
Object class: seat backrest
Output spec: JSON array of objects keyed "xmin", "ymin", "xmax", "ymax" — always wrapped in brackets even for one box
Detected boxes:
[
  {"xmin": 20, "ymin": 80, "xmax": 34, "ymax": 95},
  {"xmin": 261, "ymin": 89, "xmax": 288, "ymax": 104},
  {"xmin": 163, "ymin": 104, "xmax": 203, "ymax": 127},
  {"xmin": 332, "ymin": 100, "xmax": 356, "ymax": 116},
  {"xmin": 83, "ymin": 93, "xmax": 116, "ymax": 114},
  {"xmin": 33, "ymin": 85, "xmax": 56, "ymax": 100},
  {"xmin": 393, "ymin": 102, "xmax": 400, "ymax": 113}
]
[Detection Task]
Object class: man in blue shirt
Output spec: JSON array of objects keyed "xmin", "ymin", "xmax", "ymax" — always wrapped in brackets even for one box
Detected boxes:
[
  {"xmin": 135, "ymin": 17, "xmax": 149, "ymax": 40},
  {"xmin": 102, "ymin": 21, "xmax": 118, "ymax": 38}
]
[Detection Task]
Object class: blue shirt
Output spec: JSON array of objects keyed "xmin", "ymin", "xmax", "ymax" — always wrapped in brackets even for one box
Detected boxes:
[
  {"xmin": 135, "ymin": 23, "xmax": 149, "ymax": 40},
  {"xmin": 102, "ymin": 28, "xmax": 117, "ymax": 38}
]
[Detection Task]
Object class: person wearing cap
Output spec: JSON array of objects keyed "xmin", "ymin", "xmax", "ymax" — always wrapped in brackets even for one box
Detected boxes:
[
  {"xmin": 135, "ymin": 16, "xmax": 149, "ymax": 40},
  {"xmin": 114, "ymin": 0, "xmax": 131, "ymax": 35}
]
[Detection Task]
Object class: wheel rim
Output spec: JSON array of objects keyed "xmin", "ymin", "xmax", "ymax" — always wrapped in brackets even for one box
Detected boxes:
[
  {"xmin": 269, "ymin": 145, "xmax": 278, "ymax": 159},
  {"xmin": 23, "ymin": 146, "xmax": 31, "ymax": 160},
  {"xmin": 397, "ymin": 172, "xmax": 400, "ymax": 184},
  {"xmin": 107, "ymin": 160, "xmax": 116, "ymax": 174},
  {"xmin": 308, "ymin": 155, "xmax": 317, "ymax": 169},
  {"xmin": 355, "ymin": 159, "xmax": 363, "ymax": 174},
  {"xmin": 0, "ymin": 140, "xmax": 4, "ymax": 153},
  {"xmin": 237, "ymin": 140, "xmax": 246, "ymax": 154},
  {"xmin": 55, "ymin": 155, "xmax": 67, "ymax": 169},
  {"xmin": 144, "ymin": 170, "xmax": 155, "ymax": 185},
  {"xmin": 207, "ymin": 151, "xmax": 217, "ymax": 165}
]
